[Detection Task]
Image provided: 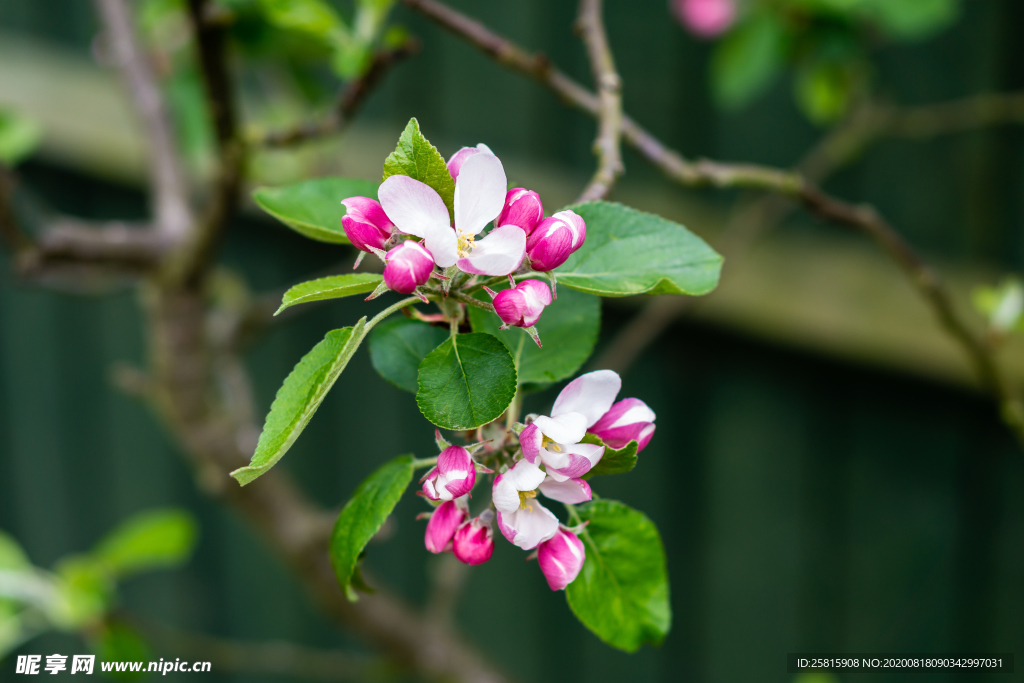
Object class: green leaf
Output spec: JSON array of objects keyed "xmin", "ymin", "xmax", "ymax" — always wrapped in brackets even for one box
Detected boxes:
[
  {"xmin": 467, "ymin": 286, "xmax": 601, "ymax": 384},
  {"xmin": 277, "ymin": 273, "xmax": 383, "ymax": 315},
  {"xmin": 382, "ymin": 118, "xmax": 455, "ymax": 221},
  {"xmin": 232, "ymin": 319, "xmax": 368, "ymax": 485},
  {"xmin": 94, "ymin": 621, "xmax": 152, "ymax": 680},
  {"xmin": 259, "ymin": 0, "xmax": 346, "ymax": 40},
  {"xmin": 52, "ymin": 556, "xmax": 111, "ymax": 628},
  {"xmin": 329, "ymin": 455, "xmax": 415, "ymax": 601},
  {"xmin": 580, "ymin": 433, "xmax": 638, "ymax": 479},
  {"xmin": 555, "ymin": 202, "xmax": 722, "ymax": 297},
  {"xmin": 0, "ymin": 109, "xmax": 43, "ymax": 166},
  {"xmin": 0, "ymin": 531, "xmax": 29, "ymax": 570},
  {"xmin": 92, "ymin": 509, "xmax": 198, "ymax": 578},
  {"xmin": 253, "ymin": 177, "xmax": 381, "ymax": 244},
  {"xmin": 369, "ymin": 317, "xmax": 448, "ymax": 392},
  {"xmin": 711, "ymin": 12, "xmax": 787, "ymax": 110},
  {"xmin": 863, "ymin": 0, "xmax": 957, "ymax": 40},
  {"xmin": 794, "ymin": 59, "xmax": 858, "ymax": 124},
  {"xmin": 566, "ymin": 500, "xmax": 671, "ymax": 652},
  {"xmin": 973, "ymin": 278, "xmax": 1024, "ymax": 333},
  {"xmin": 416, "ymin": 332, "xmax": 517, "ymax": 430}
]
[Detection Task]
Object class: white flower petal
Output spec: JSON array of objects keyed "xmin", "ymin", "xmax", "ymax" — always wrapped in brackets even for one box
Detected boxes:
[
  {"xmin": 504, "ymin": 458, "xmax": 546, "ymax": 491},
  {"xmin": 500, "ymin": 501, "xmax": 560, "ymax": 550},
  {"xmin": 378, "ymin": 175, "xmax": 458, "ymax": 267},
  {"xmin": 538, "ymin": 477, "xmax": 592, "ymax": 504},
  {"xmin": 454, "ymin": 152, "xmax": 507, "ymax": 236},
  {"xmin": 533, "ymin": 413, "xmax": 587, "ymax": 445},
  {"xmin": 551, "ymin": 369, "xmax": 622, "ymax": 427},
  {"xmin": 457, "ymin": 225, "xmax": 526, "ymax": 276}
]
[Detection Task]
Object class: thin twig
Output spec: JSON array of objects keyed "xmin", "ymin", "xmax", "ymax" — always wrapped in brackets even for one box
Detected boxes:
[
  {"xmin": 574, "ymin": 0, "xmax": 623, "ymax": 203},
  {"xmin": 257, "ymin": 40, "xmax": 421, "ymax": 148},
  {"xmin": 405, "ymin": 0, "xmax": 1024, "ymax": 449},
  {"xmin": 92, "ymin": 0, "xmax": 193, "ymax": 241}
]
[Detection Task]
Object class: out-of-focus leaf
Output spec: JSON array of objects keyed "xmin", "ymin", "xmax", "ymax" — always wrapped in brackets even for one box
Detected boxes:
[
  {"xmin": 973, "ymin": 278, "xmax": 1024, "ymax": 333},
  {"xmin": 711, "ymin": 12, "xmax": 787, "ymax": 110},
  {"xmin": 253, "ymin": 178, "xmax": 380, "ymax": 244},
  {"xmin": 795, "ymin": 59, "xmax": 858, "ymax": 124},
  {"xmin": 565, "ymin": 500, "xmax": 671, "ymax": 652},
  {"xmin": 0, "ymin": 109, "xmax": 43, "ymax": 166},
  {"xmin": 51, "ymin": 557, "xmax": 111, "ymax": 629},
  {"xmin": 92, "ymin": 509, "xmax": 198, "ymax": 578},
  {"xmin": 467, "ymin": 286, "xmax": 600, "ymax": 384},
  {"xmin": 555, "ymin": 202, "xmax": 722, "ymax": 297},
  {"xmin": 329, "ymin": 455, "xmax": 414, "ymax": 600},
  {"xmin": 94, "ymin": 620, "xmax": 151, "ymax": 680},
  {"xmin": 863, "ymin": 0, "xmax": 958, "ymax": 40},
  {"xmin": 382, "ymin": 118, "xmax": 455, "ymax": 221},
  {"xmin": 232, "ymin": 320, "xmax": 368, "ymax": 485},
  {"xmin": 259, "ymin": 0, "xmax": 346, "ymax": 40},
  {"xmin": 416, "ymin": 333, "xmax": 517, "ymax": 430},
  {"xmin": 369, "ymin": 317, "xmax": 448, "ymax": 393},
  {"xmin": 0, "ymin": 532, "xmax": 29, "ymax": 570}
]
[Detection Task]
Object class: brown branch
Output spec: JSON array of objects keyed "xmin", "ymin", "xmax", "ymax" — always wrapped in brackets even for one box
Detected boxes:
[
  {"xmin": 92, "ymin": 0, "xmax": 193, "ymax": 242},
  {"xmin": 257, "ymin": 40, "xmax": 421, "ymax": 148},
  {"xmin": 406, "ymin": 0, "xmax": 1024, "ymax": 449},
  {"xmin": 574, "ymin": 0, "xmax": 623, "ymax": 203}
]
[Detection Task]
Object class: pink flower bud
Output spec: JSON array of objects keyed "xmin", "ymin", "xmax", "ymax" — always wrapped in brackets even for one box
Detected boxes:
[
  {"xmin": 492, "ymin": 279, "xmax": 552, "ymax": 328},
  {"xmin": 452, "ymin": 513, "xmax": 494, "ymax": 565},
  {"xmin": 424, "ymin": 500, "xmax": 467, "ymax": 554},
  {"xmin": 672, "ymin": 0, "xmax": 736, "ymax": 38},
  {"xmin": 537, "ymin": 527, "xmax": 586, "ymax": 591},
  {"xmin": 340, "ymin": 196, "xmax": 394, "ymax": 252},
  {"xmin": 383, "ymin": 240, "xmax": 434, "ymax": 294},
  {"xmin": 496, "ymin": 189, "xmax": 544, "ymax": 235},
  {"xmin": 589, "ymin": 397, "xmax": 657, "ymax": 452},
  {"xmin": 422, "ymin": 446, "xmax": 477, "ymax": 501},
  {"xmin": 526, "ymin": 210, "xmax": 586, "ymax": 271}
]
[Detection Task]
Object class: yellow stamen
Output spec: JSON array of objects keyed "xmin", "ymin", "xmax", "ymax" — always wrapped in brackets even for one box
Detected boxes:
[{"xmin": 457, "ymin": 232, "xmax": 475, "ymax": 258}]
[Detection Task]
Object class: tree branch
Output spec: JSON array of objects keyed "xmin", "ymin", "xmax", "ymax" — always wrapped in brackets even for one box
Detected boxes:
[
  {"xmin": 574, "ymin": 0, "xmax": 623, "ymax": 203},
  {"xmin": 257, "ymin": 40, "xmax": 422, "ymax": 148},
  {"xmin": 92, "ymin": 0, "xmax": 193, "ymax": 242},
  {"xmin": 404, "ymin": 0, "xmax": 1024, "ymax": 450}
]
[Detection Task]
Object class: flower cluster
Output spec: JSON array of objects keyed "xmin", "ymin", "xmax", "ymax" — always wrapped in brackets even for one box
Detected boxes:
[
  {"xmin": 418, "ymin": 370, "xmax": 656, "ymax": 590},
  {"xmin": 340, "ymin": 144, "xmax": 589, "ymax": 338}
]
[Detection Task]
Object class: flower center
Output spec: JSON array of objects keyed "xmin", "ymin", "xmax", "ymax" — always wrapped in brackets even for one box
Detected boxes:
[
  {"xmin": 518, "ymin": 489, "xmax": 538, "ymax": 510},
  {"xmin": 457, "ymin": 231, "xmax": 475, "ymax": 258},
  {"xmin": 541, "ymin": 435, "xmax": 562, "ymax": 452}
]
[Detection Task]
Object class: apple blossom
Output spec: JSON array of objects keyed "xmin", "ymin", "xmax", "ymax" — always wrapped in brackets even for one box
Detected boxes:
[
  {"xmin": 383, "ymin": 240, "xmax": 434, "ymax": 294},
  {"xmin": 673, "ymin": 0, "xmax": 736, "ymax": 38},
  {"xmin": 487, "ymin": 279, "xmax": 552, "ymax": 329},
  {"xmin": 340, "ymin": 196, "xmax": 394, "ymax": 253},
  {"xmin": 537, "ymin": 527, "xmax": 586, "ymax": 591},
  {"xmin": 525, "ymin": 210, "xmax": 587, "ymax": 272},
  {"xmin": 496, "ymin": 188, "xmax": 544, "ymax": 235},
  {"xmin": 446, "ymin": 143, "xmax": 492, "ymax": 182},
  {"xmin": 424, "ymin": 500, "xmax": 467, "ymax": 554},
  {"xmin": 378, "ymin": 149, "xmax": 526, "ymax": 276},
  {"xmin": 496, "ymin": 498, "xmax": 560, "ymax": 550},
  {"xmin": 537, "ymin": 476, "xmax": 592, "ymax": 505},
  {"xmin": 491, "ymin": 458, "xmax": 547, "ymax": 514},
  {"xmin": 452, "ymin": 512, "xmax": 495, "ymax": 565},
  {"xmin": 421, "ymin": 445, "xmax": 477, "ymax": 501},
  {"xmin": 589, "ymin": 398, "xmax": 657, "ymax": 452}
]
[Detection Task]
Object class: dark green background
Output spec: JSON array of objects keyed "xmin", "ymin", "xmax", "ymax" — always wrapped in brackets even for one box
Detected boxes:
[{"xmin": 1, "ymin": 1, "xmax": 1023, "ymax": 681}]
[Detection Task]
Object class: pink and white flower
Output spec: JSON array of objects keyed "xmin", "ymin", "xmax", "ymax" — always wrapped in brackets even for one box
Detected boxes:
[
  {"xmin": 446, "ymin": 143, "xmax": 492, "ymax": 182},
  {"xmin": 519, "ymin": 369, "xmax": 624, "ymax": 481},
  {"xmin": 496, "ymin": 498, "xmax": 560, "ymax": 550},
  {"xmin": 340, "ymin": 196, "xmax": 393, "ymax": 253},
  {"xmin": 526, "ymin": 210, "xmax": 587, "ymax": 271},
  {"xmin": 537, "ymin": 527, "xmax": 586, "ymax": 591},
  {"xmin": 421, "ymin": 445, "xmax": 477, "ymax": 501},
  {"xmin": 537, "ymin": 476, "xmax": 592, "ymax": 504},
  {"xmin": 496, "ymin": 188, "xmax": 544, "ymax": 235},
  {"xmin": 589, "ymin": 398, "xmax": 657, "ymax": 452},
  {"xmin": 672, "ymin": 0, "xmax": 736, "ymax": 38},
  {"xmin": 378, "ymin": 148, "xmax": 526, "ymax": 276},
  {"xmin": 452, "ymin": 512, "xmax": 495, "ymax": 565},
  {"xmin": 491, "ymin": 459, "xmax": 546, "ymax": 514},
  {"xmin": 383, "ymin": 240, "xmax": 434, "ymax": 293},
  {"xmin": 489, "ymin": 279, "xmax": 552, "ymax": 329},
  {"xmin": 424, "ymin": 500, "xmax": 467, "ymax": 554}
]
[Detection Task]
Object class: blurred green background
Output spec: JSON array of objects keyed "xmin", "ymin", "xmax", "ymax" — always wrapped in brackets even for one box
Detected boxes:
[{"xmin": 1, "ymin": 0, "xmax": 1023, "ymax": 681}]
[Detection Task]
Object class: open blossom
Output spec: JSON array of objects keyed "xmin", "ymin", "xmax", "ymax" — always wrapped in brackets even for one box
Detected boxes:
[
  {"xmin": 673, "ymin": 0, "xmax": 736, "ymax": 38},
  {"xmin": 537, "ymin": 476, "xmax": 592, "ymax": 504},
  {"xmin": 526, "ymin": 210, "xmax": 586, "ymax": 271},
  {"xmin": 378, "ymin": 149, "xmax": 526, "ymax": 276},
  {"xmin": 422, "ymin": 445, "xmax": 477, "ymax": 501},
  {"xmin": 383, "ymin": 240, "xmax": 434, "ymax": 293},
  {"xmin": 496, "ymin": 189, "xmax": 544, "ymax": 235},
  {"xmin": 491, "ymin": 279, "xmax": 552, "ymax": 328},
  {"xmin": 424, "ymin": 500, "xmax": 466, "ymax": 554},
  {"xmin": 589, "ymin": 398, "xmax": 656, "ymax": 452},
  {"xmin": 537, "ymin": 528, "xmax": 585, "ymax": 591},
  {"xmin": 452, "ymin": 512, "xmax": 494, "ymax": 565},
  {"xmin": 340, "ymin": 196, "xmax": 393, "ymax": 252},
  {"xmin": 519, "ymin": 369, "xmax": 626, "ymax": 481},
  {"xmin": 446, "ymin": 143, "xmax": 491, "ymax": 182},
  {"xmin": 496, "ymin": 497, "xmax": 560, "ymax": 550}
]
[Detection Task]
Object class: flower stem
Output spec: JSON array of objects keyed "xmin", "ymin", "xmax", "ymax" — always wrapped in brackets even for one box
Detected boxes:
[
  {"xmin": 462, "ymin": 275, "xmax": 508, "ymax": 295},
  {"xmin": 412, "ymin": 456, "xmax": 438, "ymax": 470}
]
